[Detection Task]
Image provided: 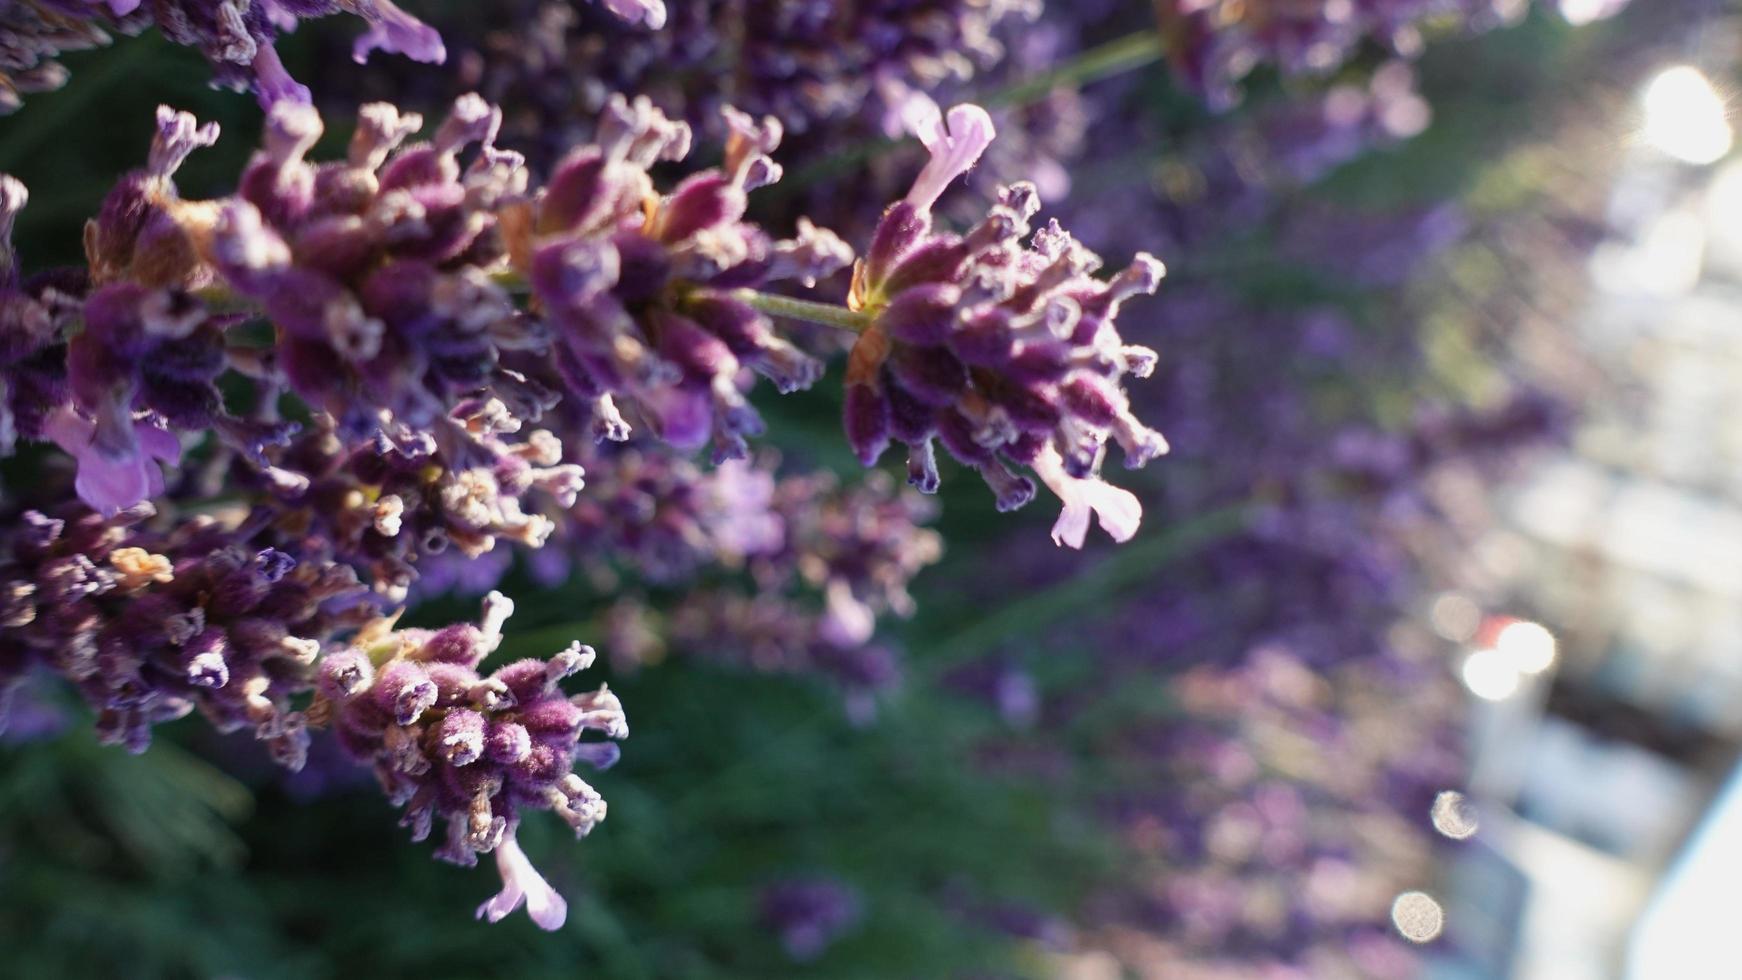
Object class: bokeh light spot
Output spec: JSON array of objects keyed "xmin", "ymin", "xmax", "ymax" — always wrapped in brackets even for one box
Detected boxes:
[
  {"xmin": 1641, "ymin": 65, "xmax": 1733, "ymax": 165},
  {"xmin": 1497, "ymin": 619, "xmax": 1557, "ymax": 674},
  {"xmin": 1431, "ymin": 791, "xmax": 1480, "ymax": 840},
  {"xmin": 1391, "ymin": 891, "xmax": 1446, "ymax": 943},
  {"xmin": 1430, "ymin": 592, "xmax": 1481, "ymax": 642},
  {"xmin": 1461, "ymin": 647, "xmax": 1520, "ymax": 701}
]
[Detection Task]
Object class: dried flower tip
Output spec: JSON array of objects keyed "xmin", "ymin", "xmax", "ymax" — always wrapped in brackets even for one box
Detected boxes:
[
  {"xmin": 351, "ymin": 104, "xmax": 426, "ymax": 169},
  {"xmin": 109, "ymin": 547, "xmax": 173, "ymax": 588},
  {"xmin": 149, "ymin": 106, "xmax": 220, "ymax": 179}
]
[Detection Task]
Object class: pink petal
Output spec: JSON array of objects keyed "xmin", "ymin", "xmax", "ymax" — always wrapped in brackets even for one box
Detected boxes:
[
  {"xmin": 903, "ymin": 103, "xmax": 996, "ymax": 214},
  {"xmin": 476, "ymin": 835, "xmax": 568, "ymax": 930},
  {"xmin": 600, "ymin": 0, "xmax": 666, "ymax": 28},
  {"xmin": 352, "ymin": 0, "xmax": 447, "ymax": 65},
  {"xmin": 1049, "ymin": 501, "xmax": 1093, "ymax": 549},
  {"xmin": 135, "ymin": 421, "xmax": 182, "ymax": 465},
  {"xmin": 1031, "ymin": 446, "xmax": 1144, "ymax": 549},
  {"xmin": 475, "ymin": 882, "xmax": 523, "ymax": 925},
  {"xmin": 73, "ymin": 451, "xmax": 151, "ymax": 518},
  {"xmin": 649, "ymin": 388, "xmax": 712, "ymax": 451},
  {"xmin": 44, "ymin": 408, "xmax": 153, "ymax": 517},
  {"xmin": 1084, "ymin": 481, "xmax": 1143, "ymax": 543},
  {"xmin": 819, "ymin": 581, "xmax": 875, "ymax": 647},
  {"xmin": 252, "ymin": 43, "xmax": 311, "ymax": 108}
]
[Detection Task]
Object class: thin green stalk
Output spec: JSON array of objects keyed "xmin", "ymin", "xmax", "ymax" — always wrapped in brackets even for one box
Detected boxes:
[
  {"xmin": 777, "ymin": 28, "xmax": 1167, "ymax": 195},
  {"xmin": 733, "ymin": 288, "xmax": 872, "ymax": 333},
  {"xmin": 916, "ymin": 499, "xmax": 1254, "ymax": 676},
  {"xmin": 982, "ymin": 31, "xmax": 1165, "ymax": 109}
]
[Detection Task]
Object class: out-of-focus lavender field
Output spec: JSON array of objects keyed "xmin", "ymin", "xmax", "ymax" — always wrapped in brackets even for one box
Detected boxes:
[{"xmin": 3, "ymin": 1, "xmax": 1738, "ymax": 977}]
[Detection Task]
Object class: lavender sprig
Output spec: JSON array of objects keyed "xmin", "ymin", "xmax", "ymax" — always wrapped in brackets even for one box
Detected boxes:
[
  {"xmin": 840, "ymin": 99, "xmax": 1168, "ymax": 545},
  {"xmin": 0, "ymin": 0, "xmax": 666, "ymax": 112}
]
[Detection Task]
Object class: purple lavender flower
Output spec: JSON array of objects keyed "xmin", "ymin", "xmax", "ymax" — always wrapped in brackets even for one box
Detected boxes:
[
  {"xmin": 559, "ymin": 453, "xmax": 939, "ymax": 709},
  {"xmin": 241, "ymin": 404, "xmax": 581, "ymax": 605},
  {"xmin": 415, "ymin": 0, "xmax": 1037, "ymax": 166},
  {"xmin": 44, "ymin": 93, "xmax": 1170, "ymax": 550},
  {"xmin": 554, "ymin": 445, "xmax": 787, "ymax": 583},
  {"xmin": 0, "ymin": 174, "xmax": 86, "ymax": 458},
  {"xmin": 0, "ymin": 0, "xmax": 108, "ymax": 113},
  {"xmin": 0, "ymin": 0, "xmax": 455, "ymax": 110},
  {"xmin": 0, "ymin": 504, "xmax": 363, "ymax": 765},
  {"xmin": 507, "ymin": 95, "xmax": 852, "ymax": 460},
  {"xmin": 843, "ymin": 100, "xmax": 1168, "ymax": 546},
  {"xmin": 315, "ymin": 590, "xmax": 625, "ymax": 928}
]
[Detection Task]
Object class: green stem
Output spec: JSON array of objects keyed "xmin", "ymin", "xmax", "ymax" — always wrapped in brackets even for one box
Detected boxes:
[
  {"xmin": 776, "ymin": 29, "xmax": 1167, "ymax": 196},
  {"xmin": 733, "ymin": 288, "xmax": 872, "ymax": 333},
  {"xmin": 917, "ymin": 499, "xmax": 1254, "ymax": 676},
  {"xmin": 981, "ymin": 31, "xmax": 1165, "ymax": 109}
]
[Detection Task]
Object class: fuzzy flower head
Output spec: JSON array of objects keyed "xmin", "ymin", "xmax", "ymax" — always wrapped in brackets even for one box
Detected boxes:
[
  {"xmin": 83, "ymin": 96, "xmax": 527, "ymax": 437},
  {"xmin": 508, "ymin": 96, "xmax": 851, "ymax": 461},
  {"xmin": 0, "ymin": 506, "xmax": 368, "ymax": 764},
  {"xmin": 0, "ymin": 0, "xmax": 453, "ymax": 110},
  {"xmin": 316, "ymin": 592, "xmax": 625, "ymax": 924},
  {"xmin": 841, "ymin": 104, "xmax": 1167, "ymax": 547}
]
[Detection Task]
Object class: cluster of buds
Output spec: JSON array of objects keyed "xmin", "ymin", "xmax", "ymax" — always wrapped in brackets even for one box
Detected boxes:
[
  {"xmin": 86, "ymin": 97, "xmax": 525, "ymax": 433},
  {"xmin": 442, "ymin": 0, "xmax": 1037, "ymax": 166},
  {"xmin": 314, "ymin": 591, "xmax": 626, "ymax": 929},
  {"xmin": 0, "ymin": 0, "xmax": 445, "ymax": 109},
  {"xmin": 0, "ymin": 503, "xmax": 365, "ymax": 765},
  {"xmin": 505, "ymin": 96, "xmax": 852, "ymax": 461},
  {"xmin": 555, "ymin": 445, "xmax": 785, "ymax": 583},
  {"xmin": 616, "ymin": 467, "xmax": 940, "ymax": 718},
  {"xmin": 248, "ymin": 402, "xmax": 584, "ymax": 604},
  {"xmin": 0, "ymin": 0, "xmax": 107, "ymax": 113},
  {"xmin": 752, "ymin": 468, "xmax": 942, "ymax": 651},
  {"xmin": 844, "ymin": 100, "xmax": 1168, "ymax": 547},
  {"xmin": 0, "ymin": 0, "xmax": 667, "ymax": 112},
  {"xmin": 22, "ymin": 90, "xmax": 1169, "ymax": 551}
]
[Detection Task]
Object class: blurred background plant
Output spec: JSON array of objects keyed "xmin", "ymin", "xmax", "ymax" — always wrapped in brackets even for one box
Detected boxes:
[{"xmin": 3, "ymin": 0, "xmax": 1738, "ymax": 977}]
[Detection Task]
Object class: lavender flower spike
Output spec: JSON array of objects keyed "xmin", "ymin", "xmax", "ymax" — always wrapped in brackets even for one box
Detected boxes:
[
  {"xmin": 844, "ymin": 155, "xmax": 1168, "ymax": 544},
  {"xmin": 902, "ymin": 97, "xmax": 996, "ymax": 214},
  {"xmin": 477, "ymin": 831, "xmax": 569, "ymax": 930},
  {"xmin": 598, "ymin": 0, "xmax": 667, "ymax": 29}
]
